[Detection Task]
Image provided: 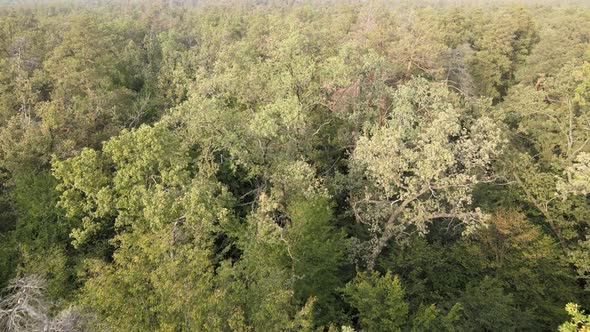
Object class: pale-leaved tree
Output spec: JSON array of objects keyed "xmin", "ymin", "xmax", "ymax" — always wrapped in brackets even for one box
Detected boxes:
[{"xmin": 350, "ymin": 78, "xmax": 503, "ymax": 269}]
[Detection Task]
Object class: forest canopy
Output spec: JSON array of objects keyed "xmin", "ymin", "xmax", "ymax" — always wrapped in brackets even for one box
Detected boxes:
[{"xmin": 0, "ymin": 0, "xmax": 590, "ymax": 331}]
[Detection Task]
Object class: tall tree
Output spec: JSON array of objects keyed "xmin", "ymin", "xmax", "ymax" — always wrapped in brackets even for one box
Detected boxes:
[{"xmin": 349, "ymin": 78, "xmax": 503, "ymax": 269}]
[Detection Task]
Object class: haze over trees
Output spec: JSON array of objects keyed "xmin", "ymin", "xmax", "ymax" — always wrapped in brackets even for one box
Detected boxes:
[{"xmin": 0, "ymin": 0, "xmax": 589, "ymax": 331}]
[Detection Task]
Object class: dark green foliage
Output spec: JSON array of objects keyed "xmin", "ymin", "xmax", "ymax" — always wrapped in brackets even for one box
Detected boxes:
[
  {"xmin": 342, "ymin": 270, "xmax": 409, "ymax": 332},
  {"xmin": 286, "ymin": 196, "xmax": 348, "ymax": 324},
  {"xmin": 458, "ymin": 277, "xmax": 517, "ymax": 331}
]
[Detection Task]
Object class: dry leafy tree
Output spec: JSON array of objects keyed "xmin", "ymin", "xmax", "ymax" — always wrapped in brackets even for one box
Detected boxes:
[
  {"xmin": 0, "ymin": 275, "xmax": 49, "ymax": 332},
  {"xmin": 0, "ymin": 275, "xmax": 89, "ymax": 332},
  {"xmin": 350, "ymin": 79, "xmax": 504, "ymax": 269}
]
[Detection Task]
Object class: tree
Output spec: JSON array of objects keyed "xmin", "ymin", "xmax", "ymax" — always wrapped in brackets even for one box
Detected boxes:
[
  {"xmin": 0, "ymin": 275, "xmax": 89, "ymax": 332},
  {"xmin": 516, "ymin": 7, "xmax": 590, "ymax": 84},
  {"xmin": 286, "ymin": 195, "xmax": 348, "ymax": 325},
  {"xmin": 53, "ymin": 124, "xmax": 239, "ymax": 330},
  {"xmin": 560, "ymin": 303, "xmax": 590, "ymax": 332},
  {"xmin": 501, "ymin": 63, "xmax": 590, "ymax": 251},
  {"xmin": 458, "ymin": 277, "xmax": 517, "ymax": 332},
  {"xmin": 476, "ymin": 211, "xmax": 577, "ymax": 329},
  {"xmin": 342, "ymin": 270, "xmax": 409, "ymax": 332},
  {"xmin": 468, "ymin": 7, "xmax": 538, "ymax": 101},
  {"xmin": 218, "ymin": 196, "xmax": 300, "ymax": 331},
  {"xmin": 349, "ymin": 78, "xmax": 503, "ymax": 269}
]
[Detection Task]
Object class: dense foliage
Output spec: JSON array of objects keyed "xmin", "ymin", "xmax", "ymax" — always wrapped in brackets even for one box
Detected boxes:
[{"xmin": 0, "ymin": 1, "xmax": 589, "ymax": 331}]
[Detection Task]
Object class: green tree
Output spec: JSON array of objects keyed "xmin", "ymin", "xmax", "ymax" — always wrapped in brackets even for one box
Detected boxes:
[
  {"xmin": 458, "ymin": 277, "xmax": 516, "ymax": 332},
  {"xmin": 501, "ymin": 63, "xmax": 590, "ymax": 253},
  {"xmin": 343, "ymin": 270, "xmax": 409, "ymax": 332},
  {"xmin": 286, "ymin": 195, "xmax": 348, "ymax": 325},
  {"xmin": 469, "ymin": 7, "xmax": 538, "ymax": 101},
  {"xmin": 560, "ymin": 303, "xmax": 590, "ymax": 332}
]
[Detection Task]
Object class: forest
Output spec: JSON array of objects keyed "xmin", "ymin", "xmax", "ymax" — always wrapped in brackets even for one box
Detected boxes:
[{"xmin": 0, "ymin": 0, "xmax": 589, "ymax": 331}]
